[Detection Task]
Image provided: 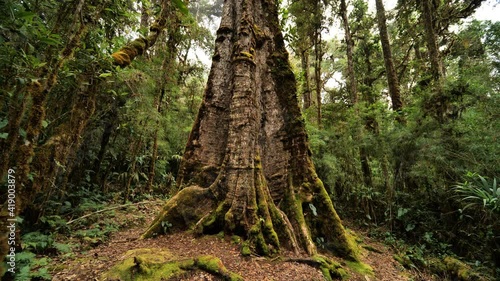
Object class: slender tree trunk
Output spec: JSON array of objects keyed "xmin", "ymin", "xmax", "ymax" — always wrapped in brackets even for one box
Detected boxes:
[
  {"xmin": 421, "ymin": 0, "xmax": 444, "ymax": 81},
  {"xmin": 313, "ymin": 29, "xmax": 323, "ymax": 126},
  {"xmin": 375, "ymin": 0, "xmax": 404, "ymax": 119},
  {"xmin": 300, "ymin": 50, "xmax": 312, "ymax": 109},
  {"xmin": 339, "ymin": 0, "xmax": 357, "ymax": 104},
  {"xmin": 147, "ymin": 6, "xmax": 181, "ymax": 192},
  {"xmin": 124, "ymin": 137, "xmax": 143, "ymax": 203},
  {"xmin": 147, "ymin": 122, "xmax": 160, "ymax": 192},
  {"xmin": 92, "ymin": 107, "xmax": 118, "ymax": 185},
  {"xmin": 144, "ymin": 0, "xmax": 358, "ymax": 260}
]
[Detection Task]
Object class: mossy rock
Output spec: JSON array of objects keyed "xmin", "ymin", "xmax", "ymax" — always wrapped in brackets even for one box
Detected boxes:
[
  {"xmin": 102, "ymin": 248, "xmax": 190, "ymax": 281},
  {"xmin": 102, "ymin": 249, "xmax": 243, "ymax": 281}
]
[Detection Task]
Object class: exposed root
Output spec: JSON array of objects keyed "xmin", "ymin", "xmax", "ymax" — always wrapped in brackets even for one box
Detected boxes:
[
  {"xmin": 284, "ymin": 255, "xmax": 347, "ymax": 280},
  {"xmin": 142, "ymin": 186, "xmax": 216, "ymax": 238}
]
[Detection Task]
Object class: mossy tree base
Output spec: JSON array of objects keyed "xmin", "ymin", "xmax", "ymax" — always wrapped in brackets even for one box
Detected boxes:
[{"xmin": 102, "ymin": 248, "xmax": 243, "ymax": 281}]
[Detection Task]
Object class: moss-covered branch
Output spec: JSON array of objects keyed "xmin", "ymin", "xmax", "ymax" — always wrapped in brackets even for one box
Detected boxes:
[{"xmin": 111, "ymin": 0, "xmax": 175, "ymax": 67}]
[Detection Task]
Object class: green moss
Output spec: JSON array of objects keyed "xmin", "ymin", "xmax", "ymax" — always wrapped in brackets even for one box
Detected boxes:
[
  {"xmin": 429, "ymin": 256, "xmax": 482, "ymax": 281},
  {"xmin": 241, "ymin": 242, "xmax": 251, "ymax": 256},
  {"xmin": 393, "ymin": 254, "xmax": 412, "ymax": 268},
  {"xmin": 262, "ymin": 219, "xmax": 280, "ymax": 252},
  {"xmin": 239, "ymin": 51, "xmax": 253, "ymax": 58},
  {"xmin": 345, "ymin": 260, "xmax": 374, "ymax": 277},
  {"xmin": 103, "ymin": 250, "xmax": 243, "ymax": 281},
  {"xmin": 361, "ymin": 245, "xmax": 383, "ymax": 254},
  {"xmin": 196, "ymin": 255, "xmax": 222, "ymax": 273},
  {"xmin": 313, "ymin": 255, "xmax": 347, "ymax": 280},
  {"xmin": 142, "ymin": 186, "xmax": 215, "ymax": 238},
  {"xmin": 230, "ymin": 272, "xmax": 244, "ymax": 281},
  {"xmin": 195, "ymin": 255, "xmax": 244, "ymax": 281},
  {"xmin": 102, "ymin": 248, "xmax": 187, "ymax": 281},
  {"xmin": 255, "ymin": 232, "xmax": 270, "ymax": 256},
  {"xmin": 224, "ymin": 210, "xmax": 235, "ymax": 231},
  {"xmin": 231, "ymin": 235, "xmax": 242, "ymax": 244}
]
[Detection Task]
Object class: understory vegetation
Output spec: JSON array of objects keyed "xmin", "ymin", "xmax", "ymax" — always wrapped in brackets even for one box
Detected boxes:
[{"xmin": 0, "ymin": 0, "xmax": 499, "ymax": 279}]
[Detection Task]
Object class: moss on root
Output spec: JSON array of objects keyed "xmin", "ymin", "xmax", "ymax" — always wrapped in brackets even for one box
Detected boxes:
[
  {"xmin": 195, "ymin": 255, "xmax": 244, "ymax": 281},
  {"xmin": 429, "ymin": 256, "xmax": 482, "ymax": 281},
  {"xmin": 142, "ymin": 186, "xmax": 216, "ymax": 238},
  {"xmin": 345, "ymin": 260, "xmax": 374, "ymax": 277},
  {"xmin": 309, "ymin": 179, "xmax": 360, "ymax": 261},
  {"xmin": 313, "ymin": 255, "xmax": 347, "ymax": 281},
  {"xmin": 102, "ymin": 249, "xmax": 243, "ymax": 281}
]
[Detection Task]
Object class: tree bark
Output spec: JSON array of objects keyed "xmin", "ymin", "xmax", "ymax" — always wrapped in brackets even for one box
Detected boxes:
[
  {"xmin": 300, "ymin": 50, "xmax": 312, "ymax": 109},
  {"xmin": 421, "ymin": 0, "xmax": 444, "ymax": 81},
  {"xmin": 339, "ymin": 0, "xmax": 357, "ymax": 104},
  {"xmin": 144, "ymin": 0, "xmax": 357, "ymax": 260},
  {"xmin": 375, "ymin": 0, "xmax": 404, "ymax": 118},
  {"xmin": 313, "ymin": 27, "xmax": 323, "ymax": 126}
]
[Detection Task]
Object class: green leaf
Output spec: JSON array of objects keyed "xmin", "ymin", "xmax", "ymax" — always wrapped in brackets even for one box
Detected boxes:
[
  {"xmin": 18, "ymin": 11, "xmax": 37, "ymax": 22},
  {"xmin": 172, "ymin": 0, "xmax": 189, "ymax": 15},
  {"xmin": 0, "ymin": 118, "xmax": 8, "ymax": 129},
  {"xmin": 405, "ymin": 224, "xmax": 415, "ymax": 232},
  {"xmin": 397, "ymin": 208, "xmax": 409, "ymax": 219},
  {"xmin": 41, "ymin": 120, "xmax": 48, "ymax": 128},
  {"xmin": 19, "ymin": 128, "xmax": 27, "ymax": 138},
  {"xmin": 0, "ymin": 133, "xmax": 8, "ymax": 139},
  {"xmin": 39, "ymin": 36, "xmax": 61, "ymax": 46},
  {"xmin": 99, "ymin": 72, "xmax": 113, "ymax": 78},
  {"xmin": 308, "ymin": 203, "xmax": 317, "ymax": 216}
]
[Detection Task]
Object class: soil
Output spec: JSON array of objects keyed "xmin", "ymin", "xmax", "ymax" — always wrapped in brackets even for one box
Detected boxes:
[{"xmin": 48, "ymin": 200, "xmax": 433, "ymax": 281}]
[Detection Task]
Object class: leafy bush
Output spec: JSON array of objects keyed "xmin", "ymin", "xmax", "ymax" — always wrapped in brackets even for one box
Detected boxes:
[
  {"xmin": 15, "ymin": 252, "xmax": 51, "ymax": 281},
  {"xmin": 453, "ymin": 173, "xmax": 499, "ymax": 214}
]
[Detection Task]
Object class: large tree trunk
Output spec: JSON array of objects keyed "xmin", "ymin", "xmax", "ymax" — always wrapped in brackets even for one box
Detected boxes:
[{"xmin": 144, "ymin": 0, "xmax": 357, "ymax": 260}]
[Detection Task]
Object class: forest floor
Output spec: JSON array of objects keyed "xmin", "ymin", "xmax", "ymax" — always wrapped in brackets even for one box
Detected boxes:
[{"xmin": 48, "ymin": 199, "xmax": 436, "ymax": 281}]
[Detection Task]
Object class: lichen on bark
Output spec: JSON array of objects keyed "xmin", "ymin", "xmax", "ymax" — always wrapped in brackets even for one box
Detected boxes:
[{"xmin": 144, "ymin": 0, "xmax": 358, "ymax": 261}]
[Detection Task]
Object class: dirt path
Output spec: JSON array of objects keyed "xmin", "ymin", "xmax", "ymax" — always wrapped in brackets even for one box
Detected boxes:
[{"xmin": 49, "ymin": 202, "xmax": 421, "ymax": 281}]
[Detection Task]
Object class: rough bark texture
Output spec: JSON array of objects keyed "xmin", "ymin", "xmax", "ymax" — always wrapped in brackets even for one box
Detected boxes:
[
  {"xmin": 144, "ymin": 0, "xmax": 357, "ymax": 260},
  {"xmin": 375, "ymin": 0, "xmax": 404, "ymax": 115},
  {"xmin": 339, "ymin": 0, "xmax": 357, "ymax": 104}
]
